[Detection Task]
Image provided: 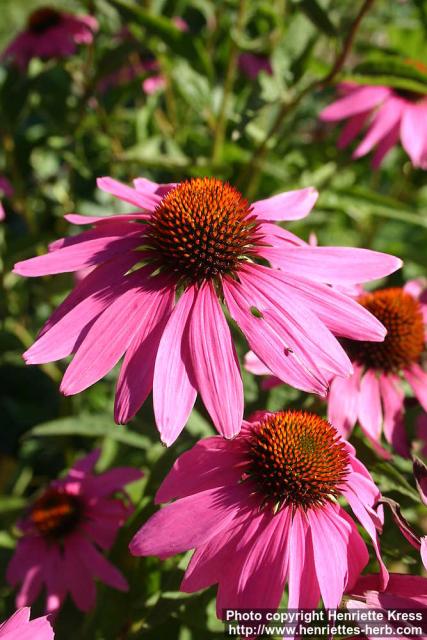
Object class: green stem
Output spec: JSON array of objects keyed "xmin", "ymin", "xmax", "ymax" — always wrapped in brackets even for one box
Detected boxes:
[
  {"xmin": 238, "ymin": 0, "xmax": 376, "ymax": 199},
  {"xmin": 211, "ymin": 0, "xmax": 247, "ymax": 165}
]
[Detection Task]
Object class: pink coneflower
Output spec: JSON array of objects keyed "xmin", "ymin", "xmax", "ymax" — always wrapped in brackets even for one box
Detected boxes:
[
  {"xmin": 347, "ymin": 574, "xmax": 427, "ymax": 638},
  {"xmin": 0, "ymin": 176, "xmax": 13, "ymax": 221},
  {"xmin": 1, "ymin": 6, "xmax": 98, "ymax": 70},
  {"xmin": 0, "ymin": 607, "xmax": 54, "ymax": 639},
  {"xmin": 320, "ymin": 80, "xmax": 427, "ymax": 168},
  {"xmin": 238, "ymin": 53, "xmax": 273, "ymax": 80},
  {"xmin": 14, "ymin": 176, "xmax": 401, "ymax": 444},
  {"xmin": 327, "ymin": 282, "xmax": 427, "ymax": 456},
  {"xmin": 130, "ymin": 410, "xmax": 388, "ymax": 613},
  {"xmin": 7, "ymin": 449, "xmax": 142, "ymax": 614}
]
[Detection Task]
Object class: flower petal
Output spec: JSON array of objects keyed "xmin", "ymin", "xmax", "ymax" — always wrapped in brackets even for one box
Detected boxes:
[
  {"xmin": 320, "ymin": 86, "xmax": 390, "ymax": 121},
  {"xmin": 188, "ymin": 282, "xmax": 243, "ymax": 439},
  {"xmin": 252, "ymin": 187, "xmax": 318, "ymax": 221},
  {"xmin": 358, "ymin": 370, "xmax": 382, "ymax": 442},
  {"xmin": 97, "ymin": 176, "xmax": 160, "ymax": 211},
  {"xmin": 153, "ymin": 286, "xmax": 197, "ymax": 446}
]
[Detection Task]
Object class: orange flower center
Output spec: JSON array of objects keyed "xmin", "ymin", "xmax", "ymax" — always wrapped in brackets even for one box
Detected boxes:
[
  {"xmin": 346, "ymin": 288, "xmax": 425, "ymax": 372},
  {"xmin": 30, "ymin": 488, "xmax": 83, "ymax": 538},
  {"xmin": 147, "ymin": 177, "xmax": 261, "ymax": 283},
  {"xmin": 246, "ymin": 410, "xmax": 349, "ymax": 510},
  {"xmin": 28, "ymin": 7, "xmax": 62, "ymax": 34}
]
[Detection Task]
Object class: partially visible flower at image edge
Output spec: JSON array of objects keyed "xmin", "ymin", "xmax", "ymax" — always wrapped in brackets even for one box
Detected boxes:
[
  {"xmin": 320, "ymin": 81, "xmax": 427, "ymax": 168},
  {"xmin": 0, "ymin": 607, "xmax": 54, "ymax": 640},
  {"xmin": 1, "ymin": 6, "xmax": 98, "ymax": 70},
  {"xmin": 13, "ymin": 175, "xmax": 401, "ymax": 444},
  {"xmin": 130, "ymin": 410, "xmax": 388, "ymax": 618},
  {"xmin": 0, "ymin": 176, "xmax": 13, "ymax": 221},
  {"xmin": 6, "ymin": 449, "xmax": 142, "ymax": 614}
]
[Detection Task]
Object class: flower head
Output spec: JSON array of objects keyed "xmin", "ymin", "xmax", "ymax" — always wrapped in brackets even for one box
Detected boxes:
[
  {"xmin": 0, "ymin": 607, "xmax": 54, "ymax": 639},
  {"xmin": 238, "ymin": 53, "xmax": 273, "ymax": 80},
  {"xmin": 7, "ymin": 449, "xmax": 142, "ymax": 614},
  {"xmin": 13, "ymin": 176, "xmax": 401, "ymax": 444},
  {"xmin": 1, "ymin": 6, "xmax": 98, "ymax": 70},
  {"xmin": 130, "ymin": 410, "xmax": 387, "ymax": 613},
  {"xmin": 327, "ymin": 281, "xmax": 427, "ymax": 456},
  {"xmin": 320, "ymin": 81, "xmax": 427, "ymax": 168}
]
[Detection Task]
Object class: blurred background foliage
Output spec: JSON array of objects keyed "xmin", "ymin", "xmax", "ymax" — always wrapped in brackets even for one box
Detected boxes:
[{"xmin": 0, "ymin": 0, "xmax": 427, "ymax": 638}]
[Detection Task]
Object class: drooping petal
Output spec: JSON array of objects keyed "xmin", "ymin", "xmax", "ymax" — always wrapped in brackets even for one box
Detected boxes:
[
  {"xmin": 353, "ymin": 96, "xmax": 404, "ymax": 158},
  {"xmin": 337, "ymin": 111, "xmax": 371, "ymax": 148},
  {"xmin": 60, "ymin": 271, "xmax": 162, "ymax": 395},
  {"xmin": 188, "ymin": 282, "xmax": 243, "ymax": 439},
  {"xmin": 261, "ymin": 245, "xmax": 402, "ymax": 285},
  {"xmin": 84, "ymin": 467, "xmax": 143, "ymax": 498},
  {"xmin": 328, "ymin": 367, "xmax": 361, "ymax": 438},
  {"xmin": 379, "ymin": 374, "xmax": 408, "ymax": 456},
  {"xmin": 63, "ymin": 536, "xmax": 96, "ymax": 611},
  {"xmin": 155, "ymin": 437, "xmax": 244, "ymax": 503},
  {"xmin": 320, "ymin": 86, "xmax": 390, "ymax": 121},
  {"xmin": 223, "ymin": 276, "xmax": 328, "ymax": 395},
  {"xmin": 114, "ymin": 284, "xmax": 174, "ymax": 423},
  {"xmin": 129, "ymin": 486, "xmax": 246, "ymax": 558},
  {"xmin": 252, "ymin": 187, "xmax": 318, "ymax": 221},
  {"xmin": 404, "ymin": 364, "xmax": 427, "ymax": 412},
  {"xmin": 371, "ymin": 125, "xmax": 400, "ymax": 168},
  {"xmin": 14, "ymin": 230, "xmax": 141, "ymax": 276},
  {"xmin": 73, "ymin": 536, "xmax": 128, "ymax": 591},
  {"xmin": 288, "ymin": 510, "xmax": 320, "ymax": 609},
  {"xmin": 400, "ymin": 102, "xmax": 427, "ymax": 168},
  {"xmin": 153, "ymin": 286, "xmax": 197, "ymax": 446},
  {"xmin": 307, "ymin": 506, "xmax": 350, "ymax": 608},
  {"xmin": 358, "ymin": 370, "xmax": 382, "ymax": 442}
]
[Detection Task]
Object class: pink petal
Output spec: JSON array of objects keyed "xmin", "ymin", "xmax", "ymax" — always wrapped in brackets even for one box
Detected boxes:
[
  {"xmin": 15, "ymin": 565, "xmax": 43, "ymax": 608},
  {"xmin": 338, "ymin": 507, "xmax": 369, "ymax": 590},
  {"xmin": 43, "ymin": 545, "xmax": 67, "ymax": 614},
  {"xmin": 244, "ymin": 350, "xmax": 271, "ymax": 376},
  {"xmin": 338, "ymin": 111, "xmax": 371, "ymax": 148},
  {"xmin": 60, "ymin": 272, "xmax": 159, "ymax": 395},
  {"xmin": 85, "ymin": 467, "xmax": 142, "ymax": 497},
  {"xmin": 223, "ymin": 275, "xmax": 328, "ymax": 395},
  {"xmin": 65, "ymin": 212, "xmax": 150, "ymax": 225},
  {"xmin": 421, "ymin": 537, "xmax": 427, "ymax": 571},
  {"xmin": 155, "ymin": 437, "xmax": 243, "ymax": 503},
  {"xmin": 272, "ymin": 271, "xmax": 387, "ymax": 341},
  {"xmin": 307, "ymin": 507, "xmax": 349, "ymax": 607},
  {"xmin": 358, "ymin": 370, "xmax": 382, "ymax": 441},
  {"xmin": 153, "ymin": 286, "xmax": 197, "ymax": 446},
  {"xmin": 400, "ymin": 102, "xmax": 427, "ymax": 168},
  {"xmin": 129, "ymin": 486, "xmax": 245, "ymax": 558},
  {"xmin": 74, "ymin": 536, "xmax": 128, "ymax": 591},
  {"xmin": 133, "ymin": 177, "xmax": 175, "ymax": 198},
  {"xmin": 353, "ymin": 96, "xmax": 404, "ymax": 158},
  {"xmin": 114, "ymin": 284, "xmax": 174, "ymax": 423},
  {"xmin": 404, "ymin": 364, "xmax": 427, "ymax": 411},
  {"xmin": 63, "ymin": 537, "xmax": 96, "ymax": 611},
  {"xmin": 379, "ymin": 374, "xmax": 408, "ymax": 456},
  {"xmin": 262, "ymin": 245, "xmax": 402, "ymax": 285},
  {"xmin": 371, "ymin": 125, "xmax": 400, "ymax": 168},
  {"xmin": 188, "ymin": 282, "xmax": 243, "ymax": 439},
  {"xmin": 288, "ymin": 510, "xmax": 320, "ymax": 608},
  {"xmin": 14, "ymin": 232, "xmax": 141, "ymax": 276},
  {"xmin": 320, "ymin": 86, "xmax": 390, "ymax": 121},
  {"xmin": 328, "ymin": 367, "xmax": 361, "ymax": 437},
  {"xmin": 252, "ymin": 187, "xmax": 318, "ymax": 221},
  {"xmin": 97, "ymin": 176, "xmax": 160, "ymax": 211}
]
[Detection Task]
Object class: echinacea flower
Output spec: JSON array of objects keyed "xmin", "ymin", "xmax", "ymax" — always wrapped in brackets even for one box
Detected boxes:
[
  {"xmin": 238, "ymin": 53, "xmax": 272, "ymax": 80},
  {"xmin": 320, "ymin": 82, "xmax": 427, "ymax": 169},
  {"xmin": 1, "ymin": 6, "xmax": 98, "ymax": 70},
  {"xmin": 13, "ymin": 176, "xmax": 401, "ymax": 444},
  {"xmin": 0, "ymin": 607, "xmax": 54, "ymax": 640},
  {"xmin": 0, "ymin": 176, "xmax": 13, "ymax": 221},
  {"xmin": 7, "ymin": 449, "xmax": 142, "ymax": 614},
  {"xmin": 130, "ymin": 410, "xmax": 388, "ymax": 614},
  {"xmin": 327, "ymin": 281, "xmax": 427, "ymax": 456},
  {"xmin": 347, "ymin": 574, "xmax": 427, "ymax": 639}
]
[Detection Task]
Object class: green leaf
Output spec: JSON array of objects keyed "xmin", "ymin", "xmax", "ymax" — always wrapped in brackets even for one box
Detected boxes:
[
  {"xmin": 296, "ymin": 0, "xmax": 337, "ymax": 37},
  {"xmin": 26, "ymin": 415, "xmax": 151, "ymax": 449},
  {"xmin": 0, "ymin": 495, "xmax": 26, "ymax": 513},
  {"xmin": 111, "ymin": 0, "xmax": 212, "ymax": 77}
]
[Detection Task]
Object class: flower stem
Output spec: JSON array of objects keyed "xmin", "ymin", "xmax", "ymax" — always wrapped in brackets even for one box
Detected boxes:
[{"xmin": 239, "ymin": 0, "xmax": 376, "ymax": 199}]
